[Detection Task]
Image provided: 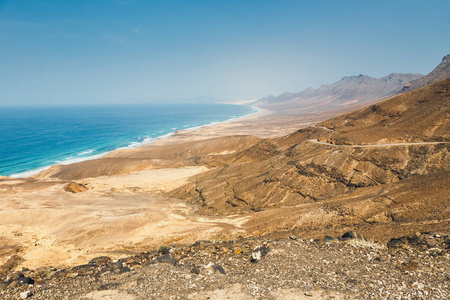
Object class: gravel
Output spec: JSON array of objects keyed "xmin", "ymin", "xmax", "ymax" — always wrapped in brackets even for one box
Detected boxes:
[{"xmin": 1, "ymin": 232, "xmax": 449, "ymax": 299}]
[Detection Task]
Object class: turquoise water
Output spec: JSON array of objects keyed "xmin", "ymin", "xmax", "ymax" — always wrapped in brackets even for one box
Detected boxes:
[{"xmin": 0, "ymin": 103, "xmax": 256, "ymax": 177}]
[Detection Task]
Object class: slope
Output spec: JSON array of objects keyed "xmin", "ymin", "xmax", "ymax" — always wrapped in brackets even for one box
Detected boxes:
[{"xmin": 170, "ymin": 79, "xmax": 450, "ymax": 239}]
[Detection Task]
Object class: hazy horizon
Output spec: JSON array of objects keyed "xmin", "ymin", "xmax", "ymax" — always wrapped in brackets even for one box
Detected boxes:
[{"xmin": 1, "ymin": 0, "xmax": 449, "ymax": 106}]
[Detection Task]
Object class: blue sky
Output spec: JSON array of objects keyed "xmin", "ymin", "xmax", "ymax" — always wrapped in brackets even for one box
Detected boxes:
[{"xmin": 0, "ymin": 0, "xmax": 449, "ymax": 106}]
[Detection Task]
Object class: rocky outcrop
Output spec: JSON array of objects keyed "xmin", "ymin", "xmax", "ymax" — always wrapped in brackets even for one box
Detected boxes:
[
  {"xmin": 63, "ymin": 182, "xmax": 88, "ymax": 193},
  {"xmin": 401, "ymin": 54, "xmax": 450, "ymax": 92}
]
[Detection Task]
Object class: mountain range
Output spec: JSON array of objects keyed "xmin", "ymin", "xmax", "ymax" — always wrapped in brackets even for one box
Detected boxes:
[{"xmin": 254, "ymin": 54, "xmax": 450, "ymax": 114}]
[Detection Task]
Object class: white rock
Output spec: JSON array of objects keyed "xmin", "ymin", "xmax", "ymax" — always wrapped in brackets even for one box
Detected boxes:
[{"xmin": 20, "ymin": 291, "xmax": 32, "ymax": 299}]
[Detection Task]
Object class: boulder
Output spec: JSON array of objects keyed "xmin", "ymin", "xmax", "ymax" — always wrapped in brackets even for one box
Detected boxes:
[
  {"xmin": 342, "ymin": 231, "xmax": 356, "ymax": 240},
  {"xmin": 64, "ymin": 182, "xmax": 88, "ymax": 193},
  {"xmin": 204, "ymin": 263, "xmax": 226, "ymax": 275},
  {"xmin": 20, "ymin": 291, "xmax": 32, "ymax": 299},
  {"xmin": 250, "ymin": 246, "xmax": 270, "ymax": 262}
]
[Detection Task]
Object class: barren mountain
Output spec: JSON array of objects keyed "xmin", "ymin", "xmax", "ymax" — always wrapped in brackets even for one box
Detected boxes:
[
  {"xmin": 401, "ymin": 54, "xmax": 450, "ymax": 92},
  {"xmin": 171, "ymin": 79, "xmax": 450, "ymax": 239},
  {"xmin": 319, "ymin": 78, "xmax": 450, "ymax": 144},
  {"xmin": 254, "ymin": 73, "xmax": 423, "ymax": 114}
]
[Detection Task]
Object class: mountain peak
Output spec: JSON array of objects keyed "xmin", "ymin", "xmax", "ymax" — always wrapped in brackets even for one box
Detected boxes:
[
  {"xmin": 401, "ymin": 54, "xmax": 450, "ymax": 92},
  {"xmin": 341, "ymin": 74, "xmax": 369, "ymax": 80}
]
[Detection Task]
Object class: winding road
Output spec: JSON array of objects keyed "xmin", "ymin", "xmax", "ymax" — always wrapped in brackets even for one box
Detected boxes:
[{"xmin": 308, "ymin": 139, "xmax": 449, "ymax": 148}]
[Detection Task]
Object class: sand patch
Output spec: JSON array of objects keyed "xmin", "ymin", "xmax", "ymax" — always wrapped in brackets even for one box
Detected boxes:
[
  {"xmin": 82, "ymin": 290, "xmax": 136, "ymax": 300},
  {"xmin": 82, "ymin": 166, "xmax": 209, "ymax": 193}
]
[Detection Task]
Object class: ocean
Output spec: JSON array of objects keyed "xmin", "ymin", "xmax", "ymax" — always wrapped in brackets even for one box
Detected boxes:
[{"xmin": 0, "ymin": 103, "xmax": 256, "ymax": 178}]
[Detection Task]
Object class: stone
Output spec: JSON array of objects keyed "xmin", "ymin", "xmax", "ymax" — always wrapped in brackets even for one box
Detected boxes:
[
  {"xmin": 155, "ymin": 254, "xmax": 177, "ymax": 266},
  {"xmin": 118, "ymin": 267, "xmax": 131, "ymax": 274},
  {"xmin": 20, "ymin": 291, "xmax": 32, "ymax": 299},
  {"xmin": 108, "ymin": 260, "xmax": 123, "ymax": 270},
  {"xmin": 443, "ymin": 239, "xmax": 450, "ymax": 249},
  {"xmin": 7, "ymin": 272, "xmax": 24, "ymax": 282},
  {"xmin": 407, "ymin": 235, "xmax": 421, "ymax": 244},
  {"xmin": 204, "ymin": 263, "xmax": 226, "ymax": 275},
  {"xmin": 64, "ymin": 182, "xmax": 88, "ymax": 193},
  {"xmin": 424, "ymin": 238, "xmax": 439, "ymax": 248},
  {"xmin": 387, "ymin": 237, "xmax": 407, "ymax": 247},
  {"xmin": 0, "ymin": 255, "xmax": 23, "ymax": 277},
  {"xmin": 157, "ymin": 246, "xmax": 171, "ymax": 254},
  {"xmin": 18, "ymin": 276, "xmax": 34, "ymax": 284},
  {"xmin": 126, "ymin": 258, "xmax": 135, "ymax": 264},
  {"xmin": 71, "ymin": 264, "xmax": 93, "ymax": 271},
  {"xmin": 323, "ymin": 235, "xmax": 334, "ymax": 243},
  {"xmin": 89, "ymin": 256, "xmax": 111, "ymax": 266},
  {"xmin": 100, "ymin": 266, "xmax": 114, "ymax": 274},
  {"xmin": 342, "ymin": 231, "xmax": 356, "ymax": 240},
  {"xmin": 5, "ymin": 272, "xmax": 34, "ymax": 285},
  {"xmin": 250, "ymin": 246, "xmax": 270, "ymax": 262}
]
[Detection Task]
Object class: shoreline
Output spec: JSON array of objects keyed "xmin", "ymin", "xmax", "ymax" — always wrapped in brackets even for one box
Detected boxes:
[{"xmin": 8, "ymin": 104, "xmax": 262, "ymax": 179}]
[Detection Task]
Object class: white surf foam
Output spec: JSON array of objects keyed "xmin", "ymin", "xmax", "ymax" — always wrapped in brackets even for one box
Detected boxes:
[
  {"xmin": 9, "ymin": 166, "xmax": 52, "ymax": 178},
  {"xmin": 77, "ymin": 149, "xmax": 95, "ymax": 156}
]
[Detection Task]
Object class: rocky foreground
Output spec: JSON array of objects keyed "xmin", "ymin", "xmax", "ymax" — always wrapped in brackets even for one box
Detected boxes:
[{"xmin": 1, "ymin": 231, "xmax": 449, "ymax": 300}]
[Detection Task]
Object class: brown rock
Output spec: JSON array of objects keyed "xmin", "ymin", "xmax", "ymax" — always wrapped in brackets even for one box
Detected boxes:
[{"xmin": 64, "ymin": 182, "xmax": 88, "ymax": 193}]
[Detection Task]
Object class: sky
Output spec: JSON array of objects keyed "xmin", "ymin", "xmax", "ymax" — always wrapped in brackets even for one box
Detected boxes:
[{"xmin": 0, "ymin": 0, "xmax": 449, "ymax": 106}]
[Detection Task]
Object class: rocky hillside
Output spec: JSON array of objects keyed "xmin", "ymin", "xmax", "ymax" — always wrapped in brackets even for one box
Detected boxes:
[
  {"xmin": 170, "ymin": 79, "xmax": 450, "ymax": 240},
  {"xmin": 254, "ymin": 73, "xmax": 423, "ymax": 114},
  {"xmin": 401, "ymin": 54, "xmax": 450, "ymax": 92}
]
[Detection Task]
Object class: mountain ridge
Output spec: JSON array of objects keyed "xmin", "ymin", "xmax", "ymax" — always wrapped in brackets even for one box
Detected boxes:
[{"xmin": 254, "ymin": 72, "xmax": 423, "ymax": 113}]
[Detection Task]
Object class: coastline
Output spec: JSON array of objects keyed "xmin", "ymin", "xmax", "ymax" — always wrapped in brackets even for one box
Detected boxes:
[
  {"xmin": 19, "ymin": 103, "xmax": 344, "ymax": 180},
  {"xmin": 8, "ymin": 104, "xmax": 261, "ymax": 179}
]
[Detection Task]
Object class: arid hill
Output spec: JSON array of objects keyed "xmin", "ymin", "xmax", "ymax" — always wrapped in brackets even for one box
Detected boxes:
[
  {"xmin": 319, "ymin": 78, "xmax": 450, "ymax": 144},
  {"xmin": 170, "ymin": 79, "xmax": 450, "ymax": 240},
  {"xmin": 254, "ymin": 73, "xmax": 423, "ymax": 114},
  {"xmin": 401, "ymin": 54, "xmax": 450, "ymax": 92}
]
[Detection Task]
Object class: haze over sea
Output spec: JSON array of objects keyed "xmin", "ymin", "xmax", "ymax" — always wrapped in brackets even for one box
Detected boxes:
[{"xmin": 0, "ymin": 103, "xmax": 256, "ymax": 177}]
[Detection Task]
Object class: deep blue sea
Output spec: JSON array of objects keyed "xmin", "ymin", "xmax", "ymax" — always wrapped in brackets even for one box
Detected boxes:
[{"xmin": 0, "ymin": 103, "xmax": 256, "ymax": 177}]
